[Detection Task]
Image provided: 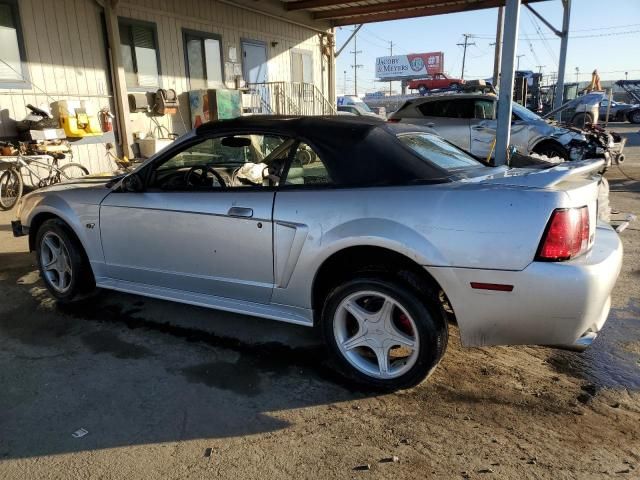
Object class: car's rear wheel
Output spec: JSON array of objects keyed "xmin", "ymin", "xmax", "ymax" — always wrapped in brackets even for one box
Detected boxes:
[
  {"xmin": 629, "ymin": 109, "xmax": 640, "ymax": 124},
  {"xmin": 321, "ymin": 276, "xmax": 447, "ymax": 390},
  {"xmin": 36, "ymin": 219, "xmax": 96, "ymax": 303}
]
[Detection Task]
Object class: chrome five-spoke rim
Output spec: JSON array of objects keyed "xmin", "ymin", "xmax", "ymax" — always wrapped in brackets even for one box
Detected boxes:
[
  {"xmin": 333, "ymin": 291, "xmax": 420, "ymax": 379},
  {"xmin": 40, "ymin": 232, "xmax": 72, "ymax": 293}
]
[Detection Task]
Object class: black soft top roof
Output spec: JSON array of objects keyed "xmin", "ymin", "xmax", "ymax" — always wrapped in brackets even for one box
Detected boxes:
[{"xmin": 196, "ymin": 116, "xmax": 452, "ymax": 185}]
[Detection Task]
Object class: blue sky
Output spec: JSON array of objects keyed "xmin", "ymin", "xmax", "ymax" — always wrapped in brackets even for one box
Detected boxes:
[{"xmin": 335, "ymin": 0, "xmax": 640, "ymax": 95}]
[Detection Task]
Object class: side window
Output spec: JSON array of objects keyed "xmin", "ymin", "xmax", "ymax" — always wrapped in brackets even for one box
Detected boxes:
[
  {"xmin": 119, "ymin": 19, "xmax": 161, "ymax": 89},
  {"xmin": 418, "ymin": 100, "xmax": 473, "ymax": 118},
  {"xmin": 150, "ymin": 134, "xmax": 292, "ymax": 190},
  {"xmin": 0, "ymin": 0, "xmax": 28, "ymax": 86},
  {"xmin": 417, "ymin": 100, "xmax": 444, "ymax": 117},
  {"xmin": 473, "ymin": 99, "xmax": 495, "ymax": 119},
  {"xmin": 286, "ymin": 142, "xmax": 332, "ymax": 186}
]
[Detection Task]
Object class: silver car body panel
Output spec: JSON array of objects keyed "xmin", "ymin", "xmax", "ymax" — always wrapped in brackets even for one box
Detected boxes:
[{"xmin": 16, "ymin": 145, "xmax": 621, "ymax": 349}]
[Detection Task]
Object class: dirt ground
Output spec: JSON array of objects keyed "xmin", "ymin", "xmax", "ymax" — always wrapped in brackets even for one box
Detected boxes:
[{"xmin": 0, "ymin": 124, "xmax": 639, "ymax": 480}]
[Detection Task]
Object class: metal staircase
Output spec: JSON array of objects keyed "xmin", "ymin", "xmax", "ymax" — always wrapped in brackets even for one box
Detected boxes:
[{"xmin": 245, "ymin": 82, "xmax": 336, "ymax": 116}]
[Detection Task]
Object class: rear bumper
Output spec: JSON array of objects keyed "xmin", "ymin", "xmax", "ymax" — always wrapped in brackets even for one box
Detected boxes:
[{"xmin": 429, "ymin": 223, "xmax": 623, "ymax": 349}]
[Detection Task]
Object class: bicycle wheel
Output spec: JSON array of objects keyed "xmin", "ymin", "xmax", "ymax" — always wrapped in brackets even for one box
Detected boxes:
[
  {"xmin": 58, "ymin": 162, "xmax": 89, "ymax": 180},
  {"xmin": 0, "ymin": 168, "xmax": 24, "ymax": 211}
]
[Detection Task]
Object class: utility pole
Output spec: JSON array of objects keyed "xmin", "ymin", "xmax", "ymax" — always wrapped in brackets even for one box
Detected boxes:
[
  {"xmin": 575, "ymin": 66, "xmax": 580, "ymax": 83},
  {"xmin": 516, "ymin": 54, "xmax": 525, "ymax": 70},
  {"xmin": 536, "ymin": 65, "xmax": 545, "ymax": 74},
  {"xmin": 350, "ymin": 30, "xmax": 363, "ymax": 96},
  {"xmin": 457, "ymin": 34, "xmax": 476, "ymax": 79},
  {"xmin": 343, "ymin": 70, "xmax": 347, "ymax": 95},
  {"xmin": 553, "ymin": 0, "xmax": 571, "ymax": 118},
  {"xmin": 492, "ymin": 7, "xmax": 504, "ymax": 87},
  {"xmin": 625, "ymin": 71, "xmax": 629, "ymax": 80},
  {"xmin": 389, "ymin": 41, "xmax": 394, "ymax": 96}
]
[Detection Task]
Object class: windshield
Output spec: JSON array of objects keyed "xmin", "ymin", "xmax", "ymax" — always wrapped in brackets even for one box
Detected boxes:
[
  {"xmin": 512, "ymin": 102, "xmax": 543, "ymax": 122},
  {"xmin": 397, "ymin": 133, "xmax": 482, "ymax": 171}
]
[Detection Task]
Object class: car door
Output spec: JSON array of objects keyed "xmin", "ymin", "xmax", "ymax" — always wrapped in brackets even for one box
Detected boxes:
[
  {"xmin": 99, "ymin": 133, "xmax": 289, "ymax": 304},
  {"xmin": 416, "ymin": 98, "xmax": 474, "ymax": 151},
  {"xmin": 469, "ymin": 98, "xmax": 497, "ymax": 158},
  {"xmin": 469, "ymin": 99, "xmax": 530, "ymax": 159}
]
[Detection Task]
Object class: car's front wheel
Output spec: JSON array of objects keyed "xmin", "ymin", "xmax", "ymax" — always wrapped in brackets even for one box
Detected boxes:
[
  {"xmin": 321, "ymin": 276, "xmax": 447, "ymax": 390},
  {"xmin": 36, "ymin": 219, "xmax": 96, "ymax": 303}
]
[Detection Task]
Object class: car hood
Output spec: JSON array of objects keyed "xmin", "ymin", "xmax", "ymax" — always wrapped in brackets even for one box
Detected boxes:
[
  {"xmin": 35, "ymin": 174, "xmax": 121, "ymax": 192},
  {"xmin": 19, "ymin": 174, "xmax": 119, "ymax": 211},
  {"xmin": 527, "ymin": 118, "xmax": 586, "ymax": 145}
]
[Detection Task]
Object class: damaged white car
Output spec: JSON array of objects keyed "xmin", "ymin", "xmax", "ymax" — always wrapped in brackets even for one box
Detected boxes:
[{"xmin": 389, "ymin": 93, "xmax": 626, "ymax": 165}]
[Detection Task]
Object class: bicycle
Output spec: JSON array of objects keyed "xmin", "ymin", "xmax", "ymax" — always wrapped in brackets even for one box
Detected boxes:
[{"xmin": 0, "ymin": 146, "xmax": 89, "ymax": 210}]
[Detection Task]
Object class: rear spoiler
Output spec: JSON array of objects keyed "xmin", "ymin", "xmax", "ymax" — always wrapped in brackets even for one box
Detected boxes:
[{"xmin": 482, "ymin": 159, "xmax": 605, "ymax": 189}]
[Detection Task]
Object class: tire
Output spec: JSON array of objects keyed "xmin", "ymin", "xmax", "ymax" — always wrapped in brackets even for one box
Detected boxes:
[
  {"xmin": 571, "ymin": 112, "xmax": 592, "ymax": 128},
  {"xmin": 628, "ymin": 109, "xmax": 640, "ymax": 124},
  {"xmin": 321, "ymin": 276, "xmax": 448, "ymax": 390},
  {"xmin": 449, "ymin": 82, "xmax": 460, "ymax": 90},
  {"xmin": 59, "ymin": 163, "xmax": 89, "ymax": 180},
  {"xmin": 35, "ymin": 219, "xmax": 96, "ymax": 303},
  {"xmin": 417, "ymin": 85, "xmax": 429, "ymax": 95},
  {"xmin": 532, "ymin": 141, "xmax": 568, "ymax": 160},
  {"xmin": 0, "ymin": 168, "xmax": 23, "ymax": 211}
]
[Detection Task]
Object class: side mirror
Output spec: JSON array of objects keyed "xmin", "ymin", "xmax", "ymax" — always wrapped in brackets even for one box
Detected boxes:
[{"xmin": 121, "ymin": 173, "xmax": 144, "ymax": 193}]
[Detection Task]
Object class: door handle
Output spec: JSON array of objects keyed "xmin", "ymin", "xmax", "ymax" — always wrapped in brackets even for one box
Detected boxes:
[
  {"xmin": 426, "ymin": 122, "xmax": 435, "ymax": 128},
  {"xmin": 227, "ymin": 207, "xmax": 253, "ymax": 218},
  {"xmin": 472, "ymin": 125, "xmax": 489, "ymax": 131}
]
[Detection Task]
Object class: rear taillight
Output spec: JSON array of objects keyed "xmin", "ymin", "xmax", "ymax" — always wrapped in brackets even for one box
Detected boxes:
[
  {"xmin": 536, "ymin": 207, "xmax": 590, "ymax": 261},
  {"xmin": 387, "ymin": 118, "xmax": 401, "ymax": 123}
]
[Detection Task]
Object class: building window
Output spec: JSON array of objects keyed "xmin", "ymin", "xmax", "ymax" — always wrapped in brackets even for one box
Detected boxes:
[
  {"xmin": 119, "ymin": 19, "xmax": 160, "ymax": 89},
  {"xmin": 0, "ymin": 0, "xmax": 28, "ymax": 85},
  {"xmin": 183, "ymin": 30, "xmax": 224, "ymax": 90},
  {"xmin": 291, "ymin": 49, "xmax": 312, "ymax": 84}
]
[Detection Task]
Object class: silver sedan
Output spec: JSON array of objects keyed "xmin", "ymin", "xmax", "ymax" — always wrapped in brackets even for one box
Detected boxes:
[{"xmin": 12, "ymin": 116, "xmax": 623, "ymax": 390}]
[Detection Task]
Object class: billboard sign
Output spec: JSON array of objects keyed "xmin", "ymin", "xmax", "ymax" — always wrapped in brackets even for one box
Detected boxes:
[{"xmin": 375, "ymin": 52, "xmax": 444, "ymax": 80}]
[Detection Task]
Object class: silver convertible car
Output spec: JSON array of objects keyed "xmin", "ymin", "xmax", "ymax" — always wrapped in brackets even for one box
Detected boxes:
[{"xmin": 12, "ymin": 116, "xmax": 623, "ymax": 390}]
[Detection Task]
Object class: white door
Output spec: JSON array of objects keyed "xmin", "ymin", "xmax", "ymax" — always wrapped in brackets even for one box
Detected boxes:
[{"xmin": 242, "ymin": 41, "xmax": 268, "ymax": 84}]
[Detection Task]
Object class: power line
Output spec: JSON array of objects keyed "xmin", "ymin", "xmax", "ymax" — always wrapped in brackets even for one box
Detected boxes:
[{"xmin": 468, "ymin": 29, "xmax": 640, "ymax": 41}]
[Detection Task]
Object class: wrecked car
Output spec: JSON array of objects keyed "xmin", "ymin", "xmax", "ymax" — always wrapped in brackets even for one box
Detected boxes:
[
  {"xmin": 543, "ymin": 91, "xmax": 603, "ymax": 127},
  {"xmin": 388, "ymin": 93, "xmax": 626, "ymax": 165},
  {"xmin": 12, "ymin": 116, "xmax": 622, "ymax": 390}
]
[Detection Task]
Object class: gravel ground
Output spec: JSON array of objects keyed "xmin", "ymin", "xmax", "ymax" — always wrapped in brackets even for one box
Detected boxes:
[{"xmin": 0, "ymin": 124, "xmax": 638, "ymax": 479}]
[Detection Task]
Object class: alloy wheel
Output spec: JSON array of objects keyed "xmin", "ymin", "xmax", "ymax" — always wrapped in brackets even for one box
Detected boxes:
[
  {"xmin": 333, "ymin": 291, "xmax": 420, "ymax": 379},
  {"xmin": 40, "ymin": 232, "xmax": 73, "ymax": 293}
]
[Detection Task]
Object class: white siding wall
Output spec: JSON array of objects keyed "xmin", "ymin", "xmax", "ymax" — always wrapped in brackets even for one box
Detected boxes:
[
  {"xmin": 118, "ymin": 0, "xmax": 327, "ymax": 140},
  {"xmin": 0, "ymin": 0, "xmax": 329, "ymax": 173},
  {"xmin": 0, "ymin": 0, "xmax": 116, "ymax": 174}
]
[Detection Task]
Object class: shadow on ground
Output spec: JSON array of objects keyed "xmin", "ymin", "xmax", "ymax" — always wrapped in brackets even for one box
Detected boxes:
[
  {"xmin": 0, "ymin": 251, "xmax": 373, "ymax": 460},
  {"xmin": 547, "ymin": 298, "xmax": 640, "ymax": 392}
]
